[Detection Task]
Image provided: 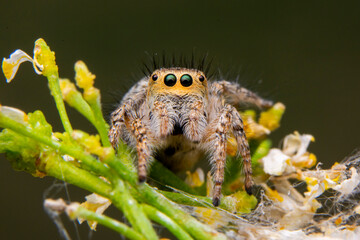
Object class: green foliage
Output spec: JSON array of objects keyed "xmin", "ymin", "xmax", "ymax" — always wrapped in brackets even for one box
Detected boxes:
[{"xmin": 0, "ymin": 111, "xmax": 52, "ymax": 174}]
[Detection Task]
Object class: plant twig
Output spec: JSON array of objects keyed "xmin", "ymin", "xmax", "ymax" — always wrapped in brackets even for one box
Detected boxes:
[
  {"xmin": 34, "ymin": 39, "xmax": 73, "ymax": 134},
  {"xmin": 72, "ymin": 205, "xmax": 146, "ymax": 240},
  {"xmin": 86, "ymin": 92, "xmax": 111, "ymax": 147},
  {"xmin": 142, "ymin": 204, "xmax": 193, "ymax": 240},
  {"xmin": 138, "ymin": 184, "xmax": 227, "ymax": 240},
  {"xmin": 0, "ymin": 113, "xmax": 111, "ymax": 178},
  {"xmin": 150, "ymin": 160, "xmax": 198, "ymax": 195},
  {"xmin": 112, "ymin": 179, "xmax": 158, "ymax": 240},
  {"xmin": 59, "ymin": 79, "xmax": 96, "ymax": 126}
]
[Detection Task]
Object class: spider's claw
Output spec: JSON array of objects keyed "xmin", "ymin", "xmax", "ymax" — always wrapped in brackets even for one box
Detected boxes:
[
  {"xmin": 138, "ymin": 175, "xmax": 146, "ymax": 183},
  {"xmin": 212, "ymin": 196, "xmax": 220, "ymax": 207},
  {"xmin": 245, "ymin": 184, "xmax": 253, "ymax": 195}
]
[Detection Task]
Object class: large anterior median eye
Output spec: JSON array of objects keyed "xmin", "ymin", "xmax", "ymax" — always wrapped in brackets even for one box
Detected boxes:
[
  {"xmin": 164, "ymin": 74, "xmax": 177, "ymax": 86},
  {"xmin": 180, "ymin": 74, "xmax": 193, "ymax": 87}
]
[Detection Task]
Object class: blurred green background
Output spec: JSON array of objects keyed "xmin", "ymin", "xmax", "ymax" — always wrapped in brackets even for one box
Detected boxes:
[{"xmin": 1, "ymin": 1, "xmax": 360, "ymax": 239}]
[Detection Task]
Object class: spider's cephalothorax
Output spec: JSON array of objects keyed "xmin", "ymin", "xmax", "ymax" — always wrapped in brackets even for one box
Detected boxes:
[{"xmin": 109, "ymin": 67, "xmax": 273, "ymax": 206}]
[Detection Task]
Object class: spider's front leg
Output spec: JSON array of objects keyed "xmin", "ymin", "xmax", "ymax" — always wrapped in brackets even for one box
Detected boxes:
[
  {"xmin": 109, "ymin": 100, "xmax": 132, "ymax": 148},
  {"xmin": 203, "ymin": 105, "xmax": 253, "ymax": 206},
  {"xmin": 203, "ymin": 105, "xmax": 233, "ymax": 206},
  {"xmin": 109, "ymin": 100, "xmax": 153, "ymax": 182},
  {"xmin": 130, "ymin": 117, "xmax": 152, "ymax": 182}
]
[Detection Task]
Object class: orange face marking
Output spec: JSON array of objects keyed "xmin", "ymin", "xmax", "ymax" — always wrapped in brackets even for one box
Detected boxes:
[{"xmin": 147, "ymin": 68, "xmax": 208, "ymax": 98}]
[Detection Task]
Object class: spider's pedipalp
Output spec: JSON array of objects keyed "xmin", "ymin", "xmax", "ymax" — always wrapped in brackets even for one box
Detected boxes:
[
  {"xmin": 180, "ymin": 96, "xmax": 207, "ymax": 143},
  {"xmin": 150, "ymin": 97, "xmax": 177, "ymax": 138}
]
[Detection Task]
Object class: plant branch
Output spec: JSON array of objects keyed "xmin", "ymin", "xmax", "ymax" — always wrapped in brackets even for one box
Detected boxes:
[
  {"xmin": 142, "ymin": 204, "xmax": 193, "ymax": 240},
  {"xmin": 112, "ymin": 179, "xmax": 158, "ymax": 240},
  {"xmin": 150, "ymin": 160, "xmax": 198, "ymax": 195},
  {"xmin": 138, "ymin": 184, "xmax": 227, "ymax": 240},
  {"xmin": 72, "ymin": 206, "xmax": 145, "ymax": 240},
  {"xmin": 0, "ymin": 113, "xmax": 111, "ymax": 178},
  {"xmin": 34, "ymin": 39, "xmax": 73, "ymax": 134}
]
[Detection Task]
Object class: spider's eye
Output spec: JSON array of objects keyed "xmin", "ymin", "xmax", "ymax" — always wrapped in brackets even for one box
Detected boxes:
[
  {"xmin": 180, "ymin": 74, "xmax": 193, "ymax": 87},
  {"xmin": 152, "ymin": 74, "xmax": 158, "ymax": 81},
  {"xmin": 164, "ymin": 74, "xmax": 177, "ymax": 86},
  {"xmin": 199, "ymin": 75, "xmax": 205, "ymax": 82}
]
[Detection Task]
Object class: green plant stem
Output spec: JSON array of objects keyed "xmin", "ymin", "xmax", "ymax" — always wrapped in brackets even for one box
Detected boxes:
[
  {"xmin": 160, "ymin": 191, "xmax": 256, "ymax": 214},
  {"xmin": 104, "ymin": 153, "xmax": 137, "ymax": 185},
  {"xmin": 150, "ymin": 160, "xmax": 198, "ymax": 195},
  {"xmin": 72, "ymin": 206, "xmax": 145, "ymax": 240},
  {"xmin": 142, "ymin": 204, "xmax": 193, "ymax": 240},
  {"xmin": 43, "ymin": 153, "xmax": 113, "ymax": 198},
  {"xmin": 138, "ymin": 184, "xmax": 226, "ymax": 240},
  {"xmin": 159, "ymin": 191, "xmax": 219, "ymax": 209},
  {"xmin": 0, "ymin": 113, "xmax": 111, "ymax": 178},
  {"xmin": 47, "ymin": 74, "xmax": 73, "ymax": 134},
  {"xmin": 112, "ymin": 179, "xmax": 158, "ymax": 240},
  {"xmin": 34, "ymin": 38, "xmax": 73, "ymax": 134},
  {"xmin": 62, "ymin": 87, "xmax": 96, "ymax": 126},
  {"xmin": 86, "ymin": 95, "xmax": 111, "ymax": 147}
]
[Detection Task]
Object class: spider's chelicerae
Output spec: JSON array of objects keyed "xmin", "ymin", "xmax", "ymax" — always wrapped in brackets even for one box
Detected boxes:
[{"xmin": 109, "ymin": 65, "xmax": 273, "ymax": 206}]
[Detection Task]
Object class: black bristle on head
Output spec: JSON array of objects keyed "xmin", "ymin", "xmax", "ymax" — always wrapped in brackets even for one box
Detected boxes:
[
  {"xmin": 152, "ymin": 53, "xmax": 158, "ymax": 70},
  {"xmin": 162, "ymin": 50, "xmax": 166, "ymax": 67},
  {"xmin": 141, "ymin": 51, "xmax": 215, "ymax": 79},
  {"xmin": 190, "ymin": 50, "xmax": 195, "ymax": 69},
  {"xmin": 142, "ymin": 60, "xmax": 152, "ymax": 76}
]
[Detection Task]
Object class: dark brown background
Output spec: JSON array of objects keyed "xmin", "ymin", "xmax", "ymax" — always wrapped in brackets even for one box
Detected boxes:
[{"xmin": 1, "ymin": 1, "xmax": 360, "ymax": 239}]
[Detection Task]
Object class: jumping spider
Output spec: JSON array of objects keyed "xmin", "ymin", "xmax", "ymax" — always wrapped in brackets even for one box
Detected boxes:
[{"xmin": 109, "ymin": 66, "xmax": 273, "ymax": 206}]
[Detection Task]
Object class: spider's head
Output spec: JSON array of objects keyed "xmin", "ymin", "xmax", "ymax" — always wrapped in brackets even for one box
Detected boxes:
[{"xmin": 147, "ymin": 68, "xmax": 208, "ymax": 98}]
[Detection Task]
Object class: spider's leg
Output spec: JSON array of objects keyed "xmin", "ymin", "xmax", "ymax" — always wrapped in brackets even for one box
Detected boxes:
[
  {"xmin": 131, "ymin": 117, "xmax": 152, "ymax": 182},
  {"xmin": 109, "ymin": 100, "xmax": 131, "ymax": 148},
  {"xmin": 212, "ymin": 81, "xmax": 273, "ymax": 109},
  {"xmin": 109, "ymin": 100, "xmax": 153, "ymax": 182},
  {"xmin": 203, "ymin": 105, "xmax": 233, "ymax": 206},
  {"xmin": 230, "ymin": 107, "xmax": 253, "ymax": 194},
  {"xmin": 109, "ymin": 78, "xmax": 148, "ymax": 147}
]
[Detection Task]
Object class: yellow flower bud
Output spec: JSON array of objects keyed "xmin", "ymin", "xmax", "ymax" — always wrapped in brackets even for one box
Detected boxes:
[{"xmin": 75, "ymin": 60, "xmax": 96, "ymax": 90}]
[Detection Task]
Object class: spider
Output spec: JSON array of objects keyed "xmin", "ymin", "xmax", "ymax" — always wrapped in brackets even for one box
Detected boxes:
[{"xmin": 109, "ymin": 65, "xmax": 273, "ymax": 206}]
